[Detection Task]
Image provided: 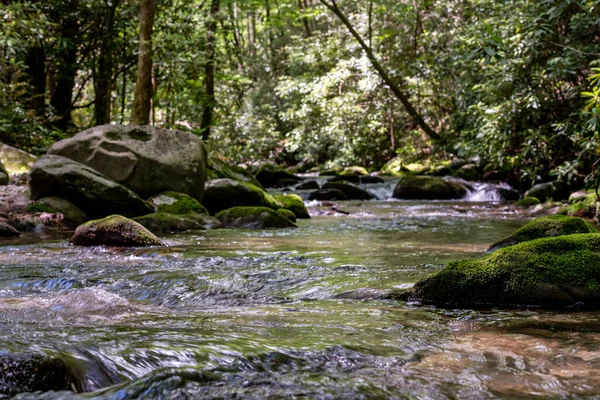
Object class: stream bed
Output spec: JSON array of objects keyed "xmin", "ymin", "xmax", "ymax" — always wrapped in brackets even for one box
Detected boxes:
[{"xmin": 2, "ymin": 197, "xmax": 600, "ymax": 399}]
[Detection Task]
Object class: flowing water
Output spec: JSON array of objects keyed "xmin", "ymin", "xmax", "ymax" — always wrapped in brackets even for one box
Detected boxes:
[{"xmin": 2, "ymin": 182, "xmax": 600, "ymax": 399}]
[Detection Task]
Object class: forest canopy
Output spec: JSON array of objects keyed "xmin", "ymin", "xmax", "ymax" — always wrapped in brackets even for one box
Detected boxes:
[{"xmin": 1, "ymin": 0, "xmax": 600, "ymax": 188}]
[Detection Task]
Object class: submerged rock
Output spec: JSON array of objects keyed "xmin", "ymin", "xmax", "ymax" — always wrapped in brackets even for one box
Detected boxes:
[
  {"xmin": 392, "ymin": 176, "xmax": 467, "ymax": 200},
  {"xmin": 273, "ymin": 194, "xmax": 310, "ymax": 219},
  {"xmin": 48, "ymin": 124, "xmax": 207, "ymax": 201},
  {"xmin": 308, "ymin": 188, "xmax": 347, "ymax": 201},
  {"xmin": 29, "ymin": 155, "xmax": 153, "ymax": 218},
  {"xmin": 27, "ymin": 197, "xmax": 88, "ymax": 227},
  {"xmin": 0, "ymin": 352, "xmax": 81, "ymax": 397},
  {"xmin": 322, "ymin": 182, "xmax": 373, "ymax": 200},
  {"xmin": 0, "ymin": 221, "xmax": 20, "ymax": 237},
  {"xmin": 70, "ymin": 215, "xmax": 163, "ymax": 247},
  {"xmin": 216, "ymin": 206, "xmax": 297, "ymax": 229},
  {"xmin": 255, "ymin": 163, "xmax": 302, "ymax": 188},
  {"xmin": 488, "ymin": 215, "xmax": 597, "ymax": 252},
  {"xmin": 396, "ymin": 233, "xmax": 600, "ymax": 309},
  {"xmin": 202, "ymin": 178, "xmax": 282, "ymax": 215},
  {"xmin": 134, "ymin": 212, "xmax": 221, "ymax": 233},
  {"xmin": 148, "ymin": 191, "xmax": 208, "ymax": 215}
]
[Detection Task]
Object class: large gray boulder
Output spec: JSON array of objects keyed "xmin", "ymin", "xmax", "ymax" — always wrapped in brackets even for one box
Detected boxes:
[
  {"xmin": 29, "ymin": 155, "xmax": 153, "ymax": 218},
  {"xmin": 48, "ymin": 125, "xmax": 207, "ymax": 201}
]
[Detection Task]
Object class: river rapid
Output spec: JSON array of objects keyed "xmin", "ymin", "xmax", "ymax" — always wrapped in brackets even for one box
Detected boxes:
[{"xmin": 2, "ymin": 182, "xmax": 600, "ymax": 399}]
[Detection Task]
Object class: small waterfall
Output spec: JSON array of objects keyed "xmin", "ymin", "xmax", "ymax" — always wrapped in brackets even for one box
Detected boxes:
[{"xmin": 463, "ymin": 182, "xmax": 516, "ymax": 202}]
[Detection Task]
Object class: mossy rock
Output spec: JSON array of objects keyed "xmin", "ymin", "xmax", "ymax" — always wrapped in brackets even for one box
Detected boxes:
[
  {"xmin": 70, "ymin": 215, "xmax": 163, "ymax": 247},
  {"xmin": 567, "ymin": 191, "xmax": 598, "ymax": 218},
  {"xmin": 359, "ymin": 176, "xmax": 385, "ymax": 184},
  {"xmin": 452, "ymin": 164, "xmax": 481, "ymax": 181},
  {"xmin": 134, "ymin": 212, "xmax": 221, "ymax": 233},
  {"xmin": 515, "ymin": 197, "xmax": 541, "ymax": 208},
  {"xmin": 318, "ymin": 169, "xmax": 340, "ymax": 176},
  {"xmin": 277, "ymin": 208, "xmax": 297, "ymax": 222},
  {"xmin": 274, "ymin": 178, "xmax": 300, "ymax": 188},
  {"xmin": 308, "ymin": 188, "xmax": 347, "ymax": 201},
  {"xmin": 340, "ymin": 166, "xmax": 368, "ymax": 176},
  {"xmin": 328, "ymin": 174, "xmax": 360, "ymax": 184},
  {"xmin": 273, "ymin": 194, "xmax": 310, "ymax": 219},
  {"xmin": 322, "ymin": 182, "xmax": 373, "ymax": 200},
  {"xmin": 206, "ymin": 151, "xmax": 264, "ymax": 190},
  {"xmin": 488, "ymin": 215, "xmax": 597, "ymax": 252},
  {"xmin": 255, "ymin": 163, "xmax": 302, "ymax": 188},
  {"xmin": 27, "ymin": 197, "xmax": 88, "ymax": 227},
  {"xmin": 216, "ymin": 206, "xmax": 297, "ymax": 229},
  {"xmin": 394, "ymin": 233, "xmax": 600, "ymax": 308},
  {"xmin": 392, "ymin": 176, "xmax": 467, "ymax": 200},
  {"xmin": 148, "ymin": 191, "xmax": 208, "ymax": 215},
  {"xmin": 0, "ymin": 352, "xmax": 81, "ymax": 397},
  {"xmin": 202, "ymin": 178, "xmax": 283, "ymax": 215}
]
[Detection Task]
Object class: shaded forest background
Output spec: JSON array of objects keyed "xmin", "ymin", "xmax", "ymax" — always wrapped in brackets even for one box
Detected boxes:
[{"xmin": 1, "ymin": 0, "xmax": 600, "ymax": 188}]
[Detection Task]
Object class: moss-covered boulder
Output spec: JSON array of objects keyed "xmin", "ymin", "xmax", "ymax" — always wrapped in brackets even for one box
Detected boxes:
[
  {"xmin": 70, "ymin": 215, "xmax": 163, "ymax": 247},
  {"xmin": 488, "ymin": 215, "xmax": 597, "ymax": 252},
  {"xmin": 322, "ymin": 182, "xmax": 373, "ymax": 200},
  {"xmin": 0, "ymin": 352, "xmax": 81, "ymax": 397},
  {"xmin": 255, "ymin": 163, "xmax": 302, "ymax": 188},
  {"xmin": 308, "ymin": 188, "xmax": 347, "ymax": 201},
  {"xmin": 525, "ymin": 180, "xmax": 573, "ymax": 202},
  {"xmin": 216, "ymin": 206, "xmax": 297, "ymax": 229},
  {"xmin": 148, "ymin": 191, "xmax": 208, "ymax": 215},
  {"xmin": 567, "ymin": 191, "xmax": 598, "ymax": 218},
  {"xmin": 0, "ymin": 222, "xmax": 20, "ymax": 237},
  {"xmin": 206, "ymin": 151, "xmax": 264, "ymax": 189},
  {"xmin": 515, "ymin": 196, "xmax": 541, "ymax": 208},
  {"xmin": 26, "ymin": 197, "xmax": 88, "ymax": 228},
  {"xmin": 274, "ymin": 178, "xmax": 300, "ymax": 188},
  {"xmin": 340, "ymin": 166, "xmax": 368, "ymax": 176},
  {"xmin": 396, "ymin": 233, "xmax": 600, "ymax": 308},
  {"xmin": 452, "ymin": 164, "xmax": 480, "ymax": 181},
  {"xmin": 202, "ymin": 178, "xmax": 282, "ymax": 215},
  {"xmin": 29, "ymin": 155, "xmax": 153, "ymax": 218},
  {"xmin": 273, "ymin": 194, "xmax": 310, "ymax": 219},
  {"xmin": 134, "ymin": 213, "xmax": 220, "ymax": 233},
  {"xmin": 392, "ymin": 176, "xmax": 467, "ymax": 200},
  {"xmin": 0, "ymin": 142, "xmax": 37, "ymax": 175},
  {"xmin": 360, "ymin": 175, "xmax": 385, "ymax": 184},
  {"xmin": 328, "ymin": 174, "xmax": 360, "ymax": 184},
  {"xmin": 277, "ymin": 208, "xmax": 297, "ymax": 223}
]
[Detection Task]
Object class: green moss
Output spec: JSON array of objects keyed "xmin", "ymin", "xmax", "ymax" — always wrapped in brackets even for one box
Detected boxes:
[
  {"xmin": 340, "ymin": 166, "xmax": 368, "ymax": 176},
  {"xmin": 566, "ymin": 192, "xmax": 598, "ymax": 218},
  {"xmin": 26, "ymin": 203, "xmax": 56, "ymax": 213},
  {"xmin": 255, "ymin": 163, "xmax": 301, "ymax": 188},
  {"xmin": 206, "ymin": 153, "xmax": 264, "ymax": 189},
  {"xmin": 215, "ymin": 206, "xmax": 297, "ymax": 229},
  {"xmin": 134, "ymin": 212, "xmax": 220, "ymax": 233},
  {"xmin": 273, "ymin": 194, "xmax": 310, "ymax": 219},
  {"xmin": 322, "ymin": 181, "xmax": 373, "ymax": 200},
  {"xmin": 202, "ymin": 178, "xmax": 283, "ymax": 215},
  {"xmin": 149, "ymin": 191, "xmax": 208, "ymax": 215},
  {"xmin": 404, "ymin": 233, "xmax": 600, "ymax": 308},
  {"xmin": 277, "ymin": 208, "xmax": 297, "ymax": 222},
  {"xmin": 489, "ymin": 215, "xmax": 597, "ymax": 252},
  {"xmin": 515, "ymin": 197, "xmax": 541, "ymax": 207}
]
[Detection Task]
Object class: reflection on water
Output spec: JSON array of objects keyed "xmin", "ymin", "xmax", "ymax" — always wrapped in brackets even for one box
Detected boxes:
[{"xmin": 3, "ymin": 200, "xmax": 600, "ymax": 398}]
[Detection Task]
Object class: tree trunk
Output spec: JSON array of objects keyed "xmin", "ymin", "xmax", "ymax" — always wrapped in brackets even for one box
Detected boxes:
[
  {"xmin": 200, "ymin": 0, "xmax": 220, "ymax": 141},
  {"xmin": 25, "ymin": 46, "xmax": 46, "ymax": 116},
  {"xmin": 49, "ymin": 0, "xmax": 79, "ymax": 131},
  {"xmin": 131, "ymin": 0, "xmax": 156, "ymax": 126},
  {"xmin": 94, "ymin": 1, "xmax": 117, "ymax": 126},
  {"xmin": 319, "ymin": 0, "xmax": 440, "ymax": 142}
]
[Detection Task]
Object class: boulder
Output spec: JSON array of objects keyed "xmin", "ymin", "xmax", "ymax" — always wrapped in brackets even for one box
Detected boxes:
[
  {"xmin": 296, "ymin": 180, "xmax": 320, "ymax": 190},
  {"xmin": 48, "ymin": 124, "xmax": 207, "ymax": 201},
  {"xmin": 328, "ymin": 174, "xmax": 360, "ymax": 184},
  {"xmin": 0, "ymin": 352, "xmax": 81, "ymax": 397},
  {"xmin": 488, "ymin": 215, "xmax": 597, "ymax": 252},
  {"xmin": 134, "ymin": 213, "xmax": 220, "ymax": 233},
  {"xmin": 0, "ymin": 222, "xmax": 20, "ymax": 237},
  {"xmin": 340, "ymin": 166, "xmax": 368, "ymax": 176},
  {"xmin": 26, "ymin": 197, "xmax": 88, "ymax": 227},
  {"xmin": 274, "ymin": 178, "xmax": 300, "ymax": 188},
  {"xmin": 392, "ymin": 176, "xmax": 467, "ymax": 200},
  {"xmin": 202, "ymin": 178, "xmax": 282, "ymax": 215},
  {"xmin": 273, "ymin": 194, "xmax": 310, "ymax": 219},
  {"xmin": 359, "ymin": 176, "xmax": 385, "ymax": 184},
  {"xmin": 308, "ymin": 189, "xmax": 347, "ymax": 201},
  {"xmin": 452, "ymin": 164, "xmax": 480, "ymax": 181},
  {"xmin": 395, "ymin": 233, "xmax": 600, "ymax": 308},
  {"xmin": 216, "ymin": 206, "xmax": 297, "ymax": 229},
  {"xmin": 514, "ymin": 197, "xmax": 541, "ymax": 208},
  {"xmin": 0, "ymin": 142, "xmax": 37, "ymax": 174},
  {"xmin": 322, "ymin": 182, "xmax": 373, "ymax": 200},
  {"xmin": 255, "ymin": 163, "xmax": 302, "ymax": 188},
  {"xmin": 0, "ymin": 160, "xmax": 8, "ymax": 185},
  {"xmin": 30, "ymin": 155, "xmax": 153, "ymax": 218},
  {"xmin": 148, "ymin": 191, "xmax": 207, "ymax": 215},
  {"xmin": 277, "ymin": 208, "xmax": 297, "ymax": 223},
  {"xmin": 525, "ymin": 180, "xmax": 572, "ymax": 202},
  {"xmin": 70, "ymin": 215, "xmax": 163, "ymax": 247},
  {"xmin": 206, "ymin": 151, "xmax": 264, "ymax": 189},
  {"xmin": 567, "ymin": 191, "xmax": 598, "ymax": 218}
]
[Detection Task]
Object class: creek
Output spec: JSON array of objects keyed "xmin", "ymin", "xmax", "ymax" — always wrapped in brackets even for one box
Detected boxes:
[{"xmin": 2, "ymin": 180, "xmax": 600, "ymax": 399}]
